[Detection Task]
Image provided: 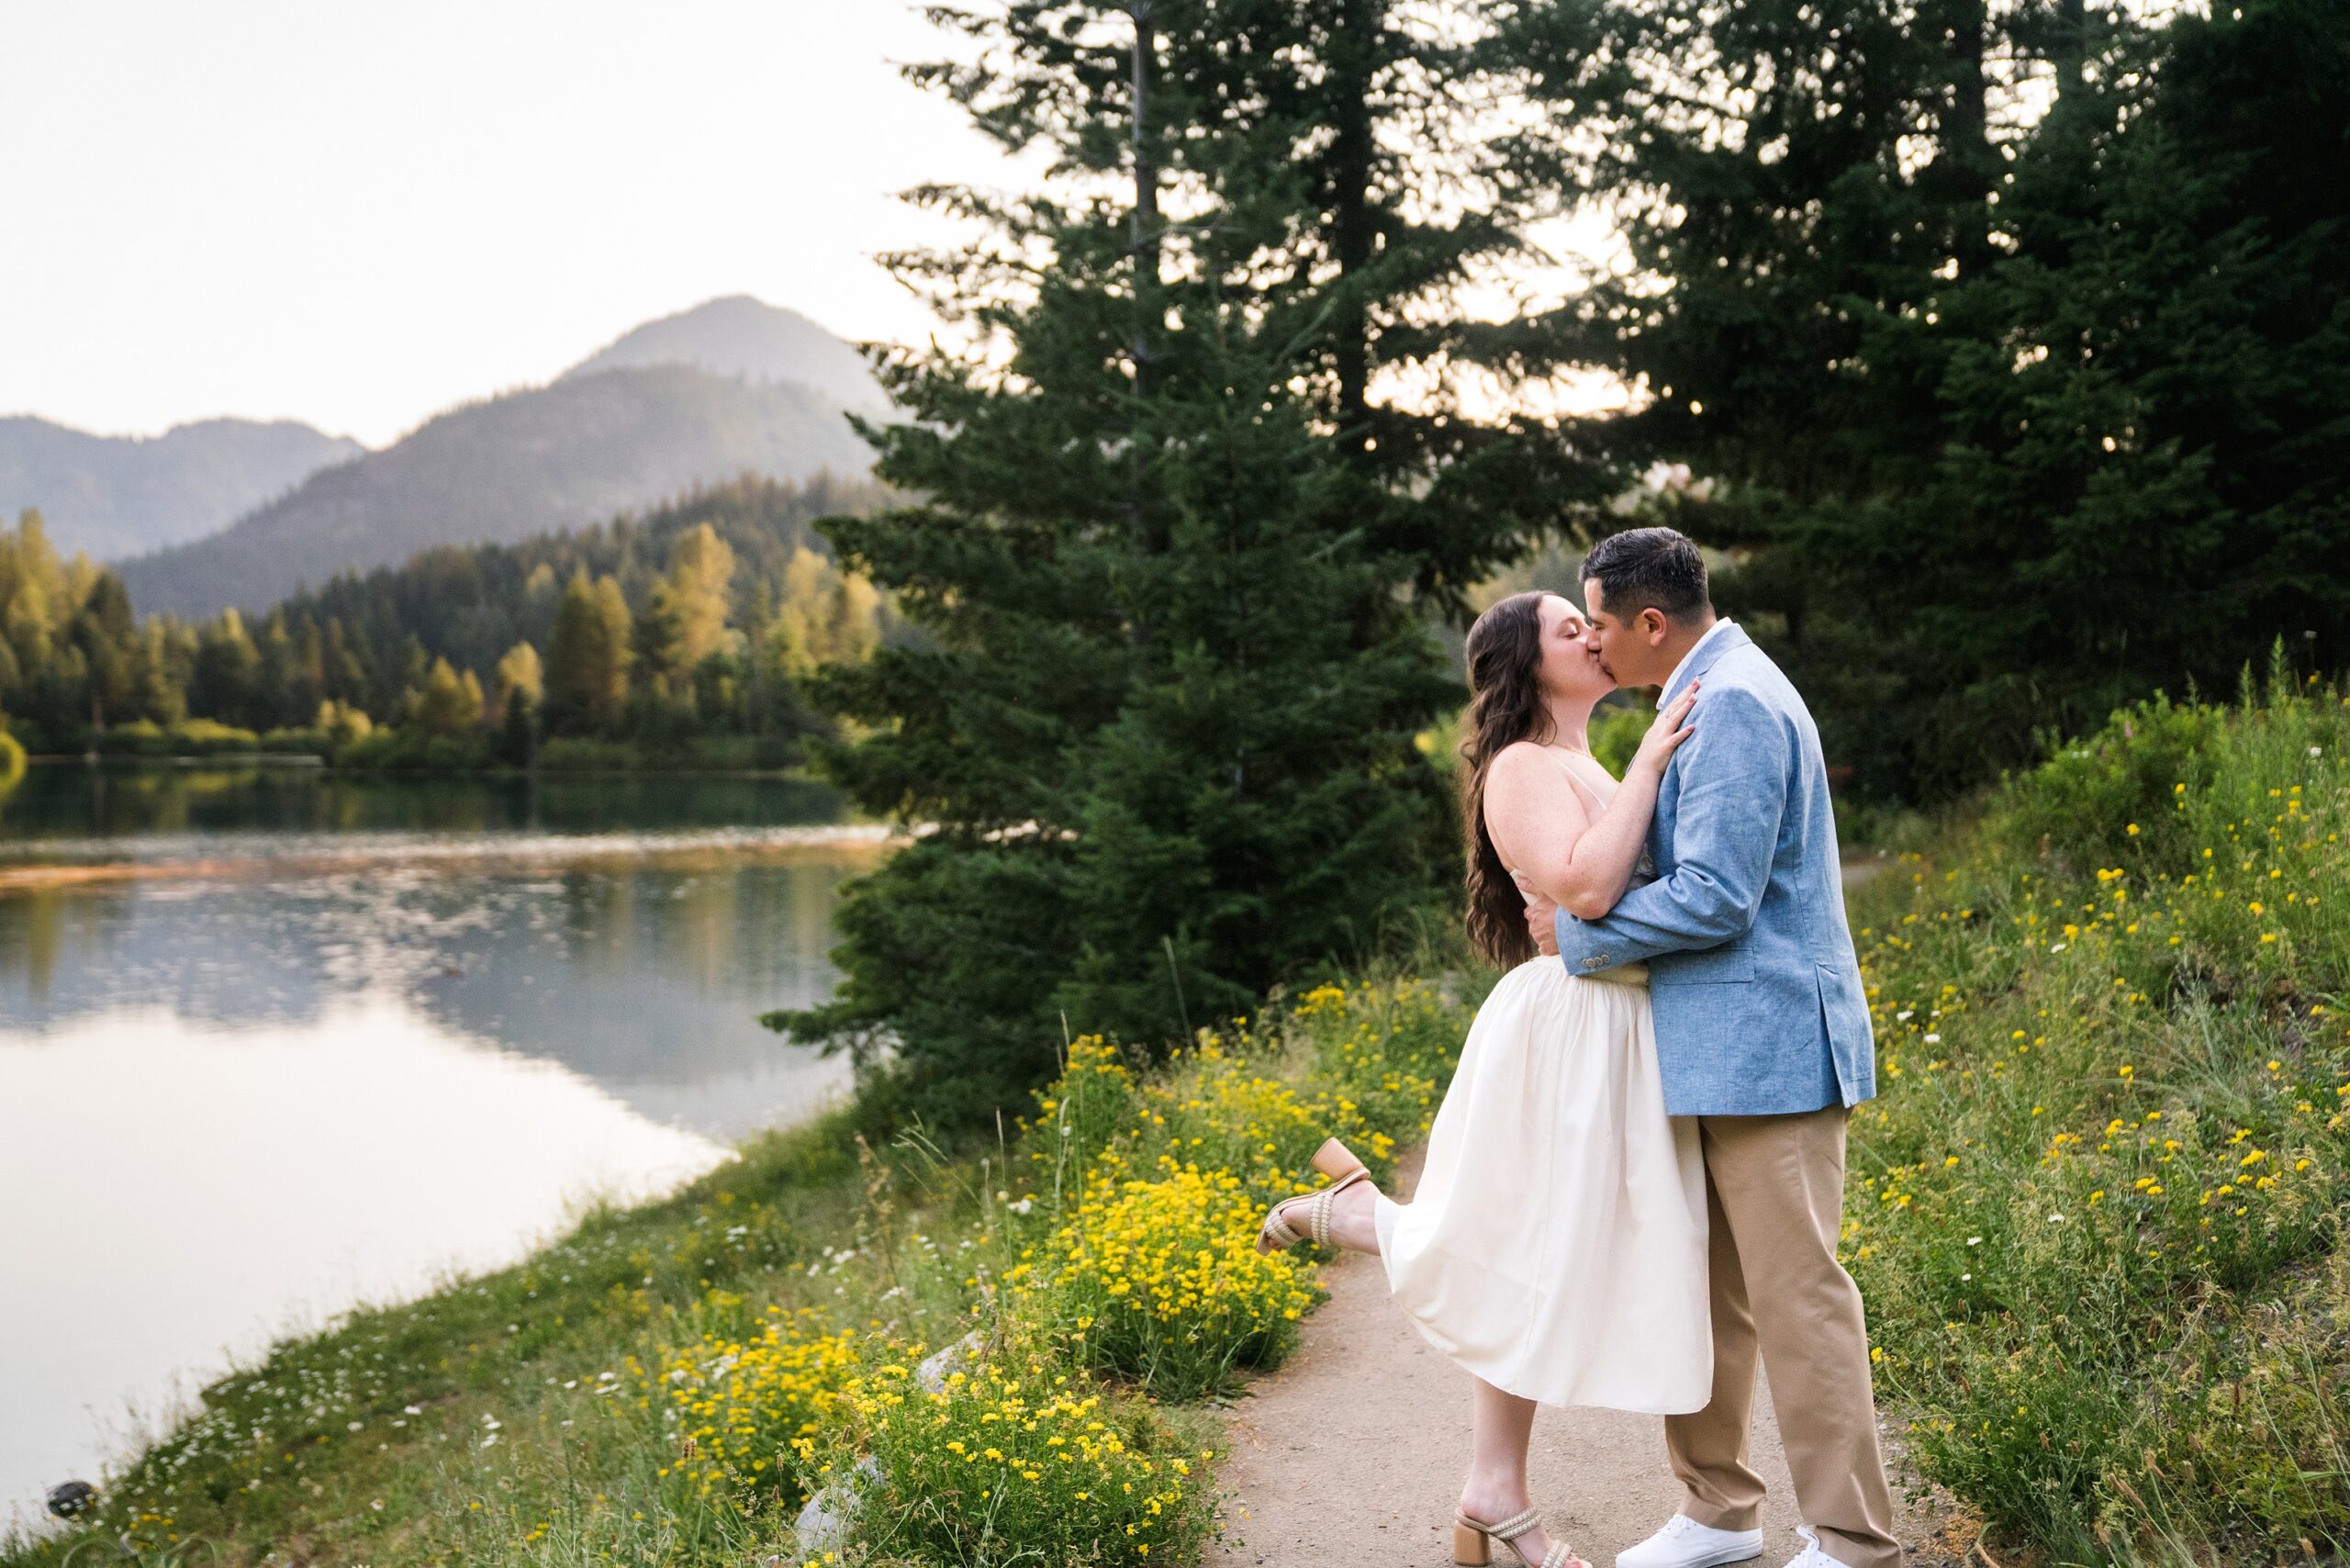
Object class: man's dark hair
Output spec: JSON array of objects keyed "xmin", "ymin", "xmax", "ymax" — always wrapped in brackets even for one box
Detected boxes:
[{"xmin": 1579, "ymin": 527, "xmax": 1711, "ymax": 623}]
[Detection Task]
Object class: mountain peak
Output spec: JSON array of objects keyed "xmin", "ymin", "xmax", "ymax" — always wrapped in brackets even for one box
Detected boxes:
[
  {"xmin": 561, "ymin": 296, "xmax": 886, "ymax": 412},
  {"xmin": 0, "ymin": 415, "xmax": 363, "ymax": 560}
]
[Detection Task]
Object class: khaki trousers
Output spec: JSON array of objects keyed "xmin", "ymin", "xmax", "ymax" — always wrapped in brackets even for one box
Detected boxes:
[{"xmin": 1668, "ymin": 1105, "xmax": 1900, "ymax": 1568}]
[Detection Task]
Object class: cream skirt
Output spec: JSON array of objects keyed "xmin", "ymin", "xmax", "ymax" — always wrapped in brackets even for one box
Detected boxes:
[{"xmin": 1371, "ymin": 955, "xmax": 1712, "ymax": 1413}]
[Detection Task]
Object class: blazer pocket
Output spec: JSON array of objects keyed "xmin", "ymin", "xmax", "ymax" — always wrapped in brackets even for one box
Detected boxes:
[{"xmin": 1650, "ymin": 946, "xmax": 1757, "ymax": 987}]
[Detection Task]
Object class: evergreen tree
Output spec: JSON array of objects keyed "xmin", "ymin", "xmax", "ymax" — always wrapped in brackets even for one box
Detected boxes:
[
  {"xmin": 1503, "ymin": 0, "xmax": 2346, "ymax": 794},
  {"xmin": 410, "ymin": 656, "xmax": 485, "ymax": 737},
  {"xmin": 70, "ymin": 572, "xmax": 136, "ymax": 730},
  {"xmin": 667, "ymin": 522, "xmax": 736, "ymax": 667},
  {"xmin": 543, "ymin": 569, "xmax": 631, "ymax": 735},
  {"xmin": 778, "ymin": 0, "xmax": 1596, "ymax": 1124},
  {"xmin": 1760, "ymin": 0, "xmax": 2350, "ymax": 790},
  {"xmin": 189, "ymin": 610, "xmax": 260, "ymax": 728},
  {"xmin": 628, "ymin": 578, "xmax": 688, "ymax": 698}
]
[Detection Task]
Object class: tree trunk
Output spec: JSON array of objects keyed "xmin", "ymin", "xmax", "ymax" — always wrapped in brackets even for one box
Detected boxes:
[
  {"xmin": 1327, "ymin": 0, "xmax": 1377, "ymax": 456},
  {"xmin": 1128, "ymin": 1, "xmax": 1163, "ymax": 582},
  {"xmin": 1942, "ymin": 0, "xmax": 1999, "ymax": 280}
]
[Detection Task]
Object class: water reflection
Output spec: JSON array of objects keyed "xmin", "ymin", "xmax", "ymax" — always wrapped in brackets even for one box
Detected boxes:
[
  {"xmin": 0, "ymin": 1001, "xmax": 732, "ymax": 1525},
  {"xmin": 0, "ymin": 764, "xmax": 880, "ymax": 1522},
  {"xmin": 0, "ymin": 763, "xmax": 847, "ymax": 846},
  {"xmin": 0, "ymin": 857, "xmax": 864, "ymax": 1136}
]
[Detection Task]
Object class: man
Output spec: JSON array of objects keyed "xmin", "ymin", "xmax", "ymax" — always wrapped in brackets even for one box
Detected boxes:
[{"xmin": 1522, "ymin": 527, "xmax": 1896, "ymax": 1568}]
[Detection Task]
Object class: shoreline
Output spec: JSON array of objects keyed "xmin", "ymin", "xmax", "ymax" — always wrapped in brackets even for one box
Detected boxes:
[{"xmin": 0, "ymin": 823, "xmax": 905, "ymax": 893}]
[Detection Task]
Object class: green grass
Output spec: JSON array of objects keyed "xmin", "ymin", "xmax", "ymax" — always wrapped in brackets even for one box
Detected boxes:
[
  {"xmin": 15, "ymin": 664, "xmax": 2344, "ymax": 1568},
  {"xmin": 2, "ymin": 979, "xmax": 1472, "ymax": 1568},
  {"xmin": 1845, "ymin": 665, "xmax": 2350, "ymax": 1565}
]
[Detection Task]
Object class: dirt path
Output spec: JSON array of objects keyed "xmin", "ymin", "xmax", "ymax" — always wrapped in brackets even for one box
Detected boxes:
[{"xmin": 1210, "ymin": 1147, "xmax": 1956, "ymax": 1568}]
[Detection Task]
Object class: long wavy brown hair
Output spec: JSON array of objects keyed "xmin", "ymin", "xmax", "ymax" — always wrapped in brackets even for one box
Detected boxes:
[{"xmin": 1460, "ymin": 590, "xmax": 1562, "ymax": 969}]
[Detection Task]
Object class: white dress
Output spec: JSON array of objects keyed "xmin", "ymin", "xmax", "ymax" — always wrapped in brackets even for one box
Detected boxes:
[{"xmin": 1371, "ymin": 751, "xmax": 1713, "ymax": 1413}]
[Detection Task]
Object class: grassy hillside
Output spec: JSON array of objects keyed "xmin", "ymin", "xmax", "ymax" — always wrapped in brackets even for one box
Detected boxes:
[
  {"xmin": 118, "ymin": 367, "xmax": 877, "ymax": 620},
  {"xmin": 1, "ymin": 975, "xmax": 1466, "ymax": 1568},
  {"xmin": 7, "ymin": 671, "xmax": 2342, "ymax": 1568},
  {"xmin": 1844, "ymin": 666, "xmax": 2350, "ymax": 1563}
]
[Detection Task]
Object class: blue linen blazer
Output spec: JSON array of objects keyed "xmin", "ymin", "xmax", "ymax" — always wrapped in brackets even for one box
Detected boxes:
[{"xmin": 1554, "ymin": 624, "xmax": 1876, "ymax": 1116}]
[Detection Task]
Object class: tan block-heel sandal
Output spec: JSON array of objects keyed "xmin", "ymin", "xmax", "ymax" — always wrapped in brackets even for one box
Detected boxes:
[
  {"xmin": 1253, "ymin": 1137, "xmax": 1371, "ymax": 1254},
  {"xmin": 1453, "ymin": 1505, "xmax": 1586, "ymax": 1568}
]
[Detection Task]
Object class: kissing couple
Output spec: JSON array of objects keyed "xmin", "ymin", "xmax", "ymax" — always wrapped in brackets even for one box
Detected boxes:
[{"xmin": 1251, "ymin": 528, "xmax": 1897, "ymax": 1568}]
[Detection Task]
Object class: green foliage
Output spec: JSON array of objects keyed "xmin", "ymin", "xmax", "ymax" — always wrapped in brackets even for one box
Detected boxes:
[
  {"xmin": 789, "ymin": 0, "xmax": 1601, "ymax": 1128},
  {"xmin": 1986, "ymin": 691, "xmax": 2228, "ymax": 881},
  {"xmin": 256, "ymin": 724, "xmax": 335, "ymax": 760},
  {"xmin": 91, "ymin": 717, "xmax": 263, "ymax": 757},
  {"xmin": 0, "ymin": 478, "xmax": 888, "ymax": 767},
  {"xmin": 0, "ymin": 725, "xmax": 24, "ymax": 789},
  {"xmin": 543, "ymin": 569, "xmax": 631, "ymax": 736},
  {"xmin": 1844, "ymin": 669, "xmax": 2350, "ymax": 1562},
  {"xmin": 1504, "ymin": 0, "xmax": 2350, "ymax": 799},
  {"xmin": 1588, "ymin": 700, "xmax": 1655, "ymax": 780},
  {"xmin": 333, "ymin": 726, "xmax": 490, "ymax": 771},
  {"xmin": 276, "ymin": 476, "xmax": 884, "ymax": 724},
  {"xmin": 407, "ymin": 657, "xmax": 484, "ymax": 739}
]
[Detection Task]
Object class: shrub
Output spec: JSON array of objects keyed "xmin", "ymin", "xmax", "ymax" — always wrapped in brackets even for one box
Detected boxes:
[
  {"xmin": 633, "ymin": 1306, "xmax": 859, "ymax": 1515},
  {"xmin": 535, "ymin": 735, "xmax": 641, "ymax": 773},
  {"xmin": 257, "ymin": 725, "xmax": 335, "ymax": 759},
  {"xmin": 1010, "ymin": 1159, "xmax": 1321, "ymax": 1400},
  {"xmin": 824, "ymin": 1343, "xmax": 1214, "ymax": 1568},
  {"xmin": 1986, "ymin": 689, "xmax": 2224, "ymax": 878},
  {"xmin": 93, "ymin": 718, "xmax": 262, "ymax": 757},
  {"xmin": 990, "ymin": 983, "xmax": 1460, "ymax": 1403}
]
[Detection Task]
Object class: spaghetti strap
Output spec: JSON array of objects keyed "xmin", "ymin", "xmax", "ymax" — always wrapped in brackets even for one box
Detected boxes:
[{"xmin": 1545, "ymin": 747, "xmax": 1617, "ymax": 817}]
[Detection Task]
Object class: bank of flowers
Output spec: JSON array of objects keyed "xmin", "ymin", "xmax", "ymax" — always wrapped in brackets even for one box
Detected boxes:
[
  {"xmin": 34, "ymin": 681, "xmax": 2345, "ymax": 1568},
  {"xmin": 595, "ymin": 978, "xmax": 1467, "ymax": 1566},
  {"xmin": 1846, "ymin": 670, "xmax": 2350, "ymax": 1564}
]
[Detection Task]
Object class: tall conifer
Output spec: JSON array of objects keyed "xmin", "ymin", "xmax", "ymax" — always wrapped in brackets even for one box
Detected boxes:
[{"xmin": 781, "ymin": 1, "xmax": 1607, "ymax": 1122}]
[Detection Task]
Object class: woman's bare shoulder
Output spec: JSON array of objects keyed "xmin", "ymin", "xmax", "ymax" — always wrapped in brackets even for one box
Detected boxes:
[
  {"xmin": 1483, "ymin": 743, "xmax": 1589, "ymax": 819},
  {"xmin": 1487, "ymin": 739, "xmax": 1561, "ymax": 777}
]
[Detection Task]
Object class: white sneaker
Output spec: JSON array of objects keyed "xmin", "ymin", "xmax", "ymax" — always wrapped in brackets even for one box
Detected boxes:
[
  {"xmin": 1780, "ymin": 1525, "xmax": 1857, "ymax": 1568},
  {"xmin": 1615, "ymin": 1513, "xmax": 1763, "ymax": 1568}
]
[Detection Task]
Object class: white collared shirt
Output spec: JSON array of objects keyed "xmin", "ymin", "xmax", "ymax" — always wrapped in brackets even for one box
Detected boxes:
[{"xmin": 1662, "ymin": 616, "xmax": 1736, "ymax": 699}]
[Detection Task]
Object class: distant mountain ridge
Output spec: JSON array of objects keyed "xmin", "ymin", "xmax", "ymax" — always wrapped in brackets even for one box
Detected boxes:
[
  {"xmin": 0, "ymin": 415, "xmax": 363, "ymax": 559},
  {"xmin": 113, "ymin": 297, "xmax": 888, "ymax": 620},
  {"xmin": 117, "ymin": 364, "xmax": 876, "ymax": 619}
]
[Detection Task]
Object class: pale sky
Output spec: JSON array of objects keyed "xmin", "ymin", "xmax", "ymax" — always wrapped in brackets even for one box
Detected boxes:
[{"xmin": 0, "ymin": 2, "xmax": 1017, "ymax": 448}]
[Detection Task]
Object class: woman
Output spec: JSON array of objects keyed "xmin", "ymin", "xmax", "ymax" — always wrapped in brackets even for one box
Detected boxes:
[{"xmin": 1252, "ymin": 590, "xmax": 1712, "ymax": 1568}]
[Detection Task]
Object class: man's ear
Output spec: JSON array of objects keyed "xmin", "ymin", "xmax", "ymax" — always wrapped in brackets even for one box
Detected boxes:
[{"xmin": 1642, "ymin": 607, "xmax": 1670, "ymax": 644}]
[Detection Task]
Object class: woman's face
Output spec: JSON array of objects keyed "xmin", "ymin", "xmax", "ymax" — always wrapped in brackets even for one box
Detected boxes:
[{"xmin": 1535, "ymin": 593, "xmax": 1611, "ymax": 703}]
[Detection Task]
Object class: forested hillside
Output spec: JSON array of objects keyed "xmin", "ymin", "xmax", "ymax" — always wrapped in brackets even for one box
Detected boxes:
[
  {"xmin": 0, "ymin": 475, "xmax": 892, "ymax": 767},
  {"xmin": 0, "ymin": 415, "xmax": 361, "ymax": 559},
  {"xmin": 117, "ymin": 366, "xmax": 877, "ymax": 619}
]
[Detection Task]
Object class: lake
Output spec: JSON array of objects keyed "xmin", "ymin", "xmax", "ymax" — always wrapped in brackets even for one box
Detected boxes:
[{"xmin": 0, "ymin": 763, "xmax": 886, "ymax": 1528}]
